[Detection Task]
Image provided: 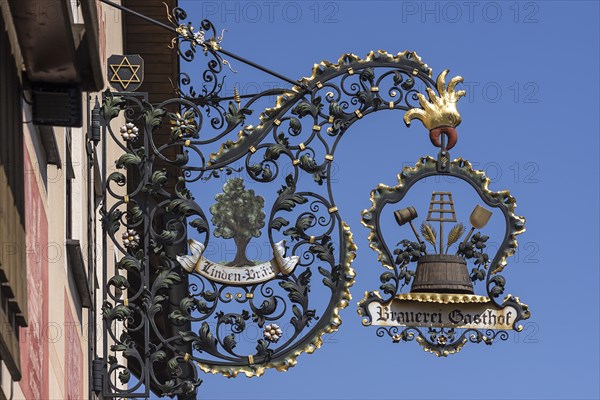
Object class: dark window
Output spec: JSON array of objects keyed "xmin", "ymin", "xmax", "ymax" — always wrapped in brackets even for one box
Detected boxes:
[{"xmin": 65, "ymin": 127, "xmax": 74, "ymax": 239}]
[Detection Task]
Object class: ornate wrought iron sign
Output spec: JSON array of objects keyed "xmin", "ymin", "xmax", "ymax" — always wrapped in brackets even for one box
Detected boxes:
[{"xmin": 96, "ymin": 2, "xmax": 532, "ymax": 398}]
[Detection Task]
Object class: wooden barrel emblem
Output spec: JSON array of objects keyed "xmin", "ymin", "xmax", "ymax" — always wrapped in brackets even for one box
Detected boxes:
[{"xmin": 411, "ymin": 254, "xmax": 474, "ymax": 294}]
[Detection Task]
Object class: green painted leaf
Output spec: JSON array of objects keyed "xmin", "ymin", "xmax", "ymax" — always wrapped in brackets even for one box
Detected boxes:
[
  {"xmin": 116, "ymin": 152, "xmax": 142, "ymax": 169},
  {"xmin": 107, "ymin": 172, "xmax": 126, "ymax": 185},
  {"xmin": 380, "ymin": 283, "xmax": 396, "ymax": 295},
  {"xmin": 151, "ymin": 170, "xmax": 168, "ymax": 186},
  {"xmin": 292, "ymin": 100, "xmax": 316, "ymax": 117},
  {"xmin": 103, "ymin": 303, "xmax": 132, "ymax": 322},
  {"xmin": 190, "ymin": 218, "xmax": 208, "ymax": 234},
  {"xmin": 360, "ymin": 67, "xmax": 375, "ymax": 81},
  {"xmin": 277, "ymin": 192, "xmax": 308, "ymax": 212},
  {"xmin": 197, "ymin": 322, "xmax": 218, "ymax": 354},
  {"xmin": 168, "ymin": 310, "xmax": 188, "ymax": 325},
  {"xmin": 318, "ymin": 266, "xmax": 334, "ymax": 290},
  {"xmin": 401, "ymin": 77, "xmax": 415, "ymax": 90},
  {"xmin": 265, "ymin": 143, "xmax": 287, "ymax": 161},
  {"xmin": 298, "ymin": 154, "xmax": 319, "ymax": 172},
  {"xmin": 309, "ymin": 236, "xmax": 335, "ymax": 264},
  {"xmin": 283, "ymin": 226, "xmax": 302, "ymax": 241},
  {"xmin": 256, "ymin": 297, "xmax": 277, "ymax": 317},
  {"xmin": 329, "ymin": 101, "xmax": 344, "ymax": 118},
  {"xmin": 151, "ymin": 350, "xmax": 166, "ymax": 362},
  {"xmin": 154, "ymin": 270, "xmax": 182, "ymax": 292},
  {"xmin": 179, "ymin": 331, "xmax": 197, "ymax": 343},
  {"xmin": 157, "ymin": 229, "xmax": 178, "ymax": 242},
  {"xmin": 145, "ymin": 107, "xmax": 165, "ymax": 127},
  {"xmin": 102, "ymin": 95, "xmax": 124, "ymax": 121},
  {"xmin": 289, "ymin": 117, "xmax": 302, "ymax": 134},
  {"xmin": 101, "ymin": 209, "xmax": 122, "ymax": 236},
  {"xmin": 357, "ymin": 91, "xmax": 371, "ymax": 105},
  {"xmin": 224, "ymin": 102, "xmax": 252, "ymax": 128},
  {"xmin": 270, "ymin": 216, "xmax": 289, "ymax": 231},
  {"xmin": 296, "ymin": 215, "xmax": 314, "ymax": 230},
  {"xmin": 223, "ymin": 334, "xmax": 237, "ymax": 353},
  {"xmin": 255, "ymin": 339, "xmax": 271, "ymax": 358},
  {"xmin": 108, "ymin": 275, "xmax": 129, "ymax": 290},
  {"xmin": 202, "ymin": 290, "xmax": 217, "ymax": 302},
  {"xmin": 380, "ymin": 271, "xmax": 395, "ymax": 283},
  {"xmin": 298, "ymin": 268, "xmax": 312, "ymax": 287},
  {"xmin": 118, "ymin": 369, "xmax": 130, "ymax": 384}
]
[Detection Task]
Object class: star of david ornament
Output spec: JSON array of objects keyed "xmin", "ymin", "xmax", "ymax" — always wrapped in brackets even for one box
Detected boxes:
[{"xmin": 107, "ymin": 54, "xmax": 144, "ymax": 91}]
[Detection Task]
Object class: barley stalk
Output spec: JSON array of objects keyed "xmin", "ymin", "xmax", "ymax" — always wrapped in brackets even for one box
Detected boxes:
[
  {"xmin": 446, "ymin": 223, "xmax": 465, "ymax": 253},
  {"xmin": 420, "ymin": 221, "xmax": 437, "ymax": 252}
]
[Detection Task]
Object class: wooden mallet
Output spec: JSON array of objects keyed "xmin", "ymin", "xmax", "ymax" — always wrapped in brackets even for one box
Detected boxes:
[{"xmin": 394, "ymin": 206, "xmax": 426, "ymax": 251}]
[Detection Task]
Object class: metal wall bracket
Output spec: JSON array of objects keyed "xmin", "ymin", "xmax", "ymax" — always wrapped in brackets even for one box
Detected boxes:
[{"xmin": 92, "ymin": 358, "xmax": 105, "ymax": 394}]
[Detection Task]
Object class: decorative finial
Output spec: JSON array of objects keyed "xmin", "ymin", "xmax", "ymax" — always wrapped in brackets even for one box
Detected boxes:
[
  {"xmin": 233, "ymin": 86, "xmax": 241, "ymax": 110},
  {"xmin": 403, "ymin": 70, "xmax": 465, "ymax": 150}
]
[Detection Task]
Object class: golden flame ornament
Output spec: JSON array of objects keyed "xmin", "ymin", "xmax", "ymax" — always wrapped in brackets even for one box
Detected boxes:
[{"xmin": 404, "ymin": 70, "xmax": 466, "ymax": 150}]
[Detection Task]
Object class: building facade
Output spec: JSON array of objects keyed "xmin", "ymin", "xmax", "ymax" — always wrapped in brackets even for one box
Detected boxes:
[{"xmin": 0, "ymin": 1, "xmax": 177, "ymax": 398}]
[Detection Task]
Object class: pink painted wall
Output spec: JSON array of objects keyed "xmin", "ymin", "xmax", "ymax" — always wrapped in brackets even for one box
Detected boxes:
[
  {"xmin": 64, "ymin": 291, "xmax": 83, "ymax": 399},
  {"xmin": 19, "ymin": 148, "xmax": 49, "ymax": 400}
]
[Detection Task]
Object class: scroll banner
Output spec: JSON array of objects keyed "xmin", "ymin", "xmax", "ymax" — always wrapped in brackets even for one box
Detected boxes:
[
  {"xmin": 177, "ymin": 239, "xmax": 300, "ymax": 285},
  {"xmin": 368, "ymin": 298, "xmax": 518, "ymax": 330}
]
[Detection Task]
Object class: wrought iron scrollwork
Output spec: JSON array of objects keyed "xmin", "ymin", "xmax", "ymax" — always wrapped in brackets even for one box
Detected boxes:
[{"xmin": 207, "ymin": 51, "xmax": 434, "ymax": 169}]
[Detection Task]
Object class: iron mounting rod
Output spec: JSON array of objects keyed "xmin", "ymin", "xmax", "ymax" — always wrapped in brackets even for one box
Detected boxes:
[
  {"xmin": 217, "ymin": 48, "xmax": 300, "ymax": 86},
  {"xmin": 99, "ymin": 0, "xmax": 177, "ymax": 33},
  {"xmin": 99, "ymin": 0, "xmax": 300, "ymax": 87}
]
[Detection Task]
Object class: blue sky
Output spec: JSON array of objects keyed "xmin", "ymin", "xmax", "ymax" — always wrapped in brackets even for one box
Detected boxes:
[{"xmin": 166, "ymin": 1, "xmax": 600, "ymax": 399}]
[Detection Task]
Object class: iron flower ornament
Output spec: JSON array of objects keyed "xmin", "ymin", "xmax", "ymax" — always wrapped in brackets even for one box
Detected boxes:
[
  {"xmin": 169, "ymin": 109, "xmax": 198, "ymax": 139},
  {"xmin": 121, "ymin": 229, "xmax": 140, "ymax": 249},
  {"xmin": 263, "ymin": 324, "xmax": 283, "ymax": 343},
  {"xmin": 120, "ymin": 122, "xmax": 139, "ymax": 141}
]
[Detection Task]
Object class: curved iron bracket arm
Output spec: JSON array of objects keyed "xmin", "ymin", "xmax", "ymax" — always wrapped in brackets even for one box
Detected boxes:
[{"xmin": 97, "ymin": 48, "xmax": 452, "ymax": 397}]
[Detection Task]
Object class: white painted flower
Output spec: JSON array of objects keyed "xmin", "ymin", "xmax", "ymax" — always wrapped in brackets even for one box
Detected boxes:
[
  {"xmin": 122, "ymin": 229, "xmax": 140, "ymax": 249},
  {"xmin": 193, "ymin": 30, "xmax": 205, "ymax": 45},
  {"xmin": 263, "ymin": 323, "xmax": 283, "ymax": 343},
  {"xmin": 120, "ymin": 122, "xmax": 139, "ymax": 141}
]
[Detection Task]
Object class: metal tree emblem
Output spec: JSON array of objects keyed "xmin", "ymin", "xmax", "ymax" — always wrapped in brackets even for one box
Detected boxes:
[
  {"xmin": 177, "ymin": 178, "xmax": 300, "ymax": 285},
  {"xmin": 210, "ymin": 178, "xmax": 266, "ymax": 267}
]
